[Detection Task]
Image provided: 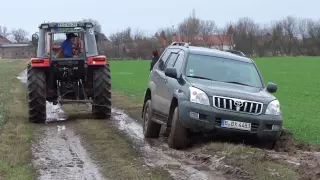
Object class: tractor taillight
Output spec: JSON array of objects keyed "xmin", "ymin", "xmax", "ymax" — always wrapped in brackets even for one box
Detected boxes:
[
  {"xmin": 87, "ymin": 56, "xmax": 107, "ymax": 65},
  {"xmin": 92, "ymin": 57, "xmax": 105, "ymax": 61},
  {"xmin": 31, "ymin": 59, "xmax": 44, "ymax": 63},
  {"xmin": 30, "ymin": 58, "xmax": 50, "ymax": 67}
]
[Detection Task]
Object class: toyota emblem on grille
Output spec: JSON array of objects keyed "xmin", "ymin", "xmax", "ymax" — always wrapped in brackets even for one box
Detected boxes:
[{"xmin": 234, "ymin": 100, "xmax": 243, "ymax": 111}]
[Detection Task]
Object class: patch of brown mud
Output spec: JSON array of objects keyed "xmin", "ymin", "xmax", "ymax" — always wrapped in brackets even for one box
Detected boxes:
[
  {"xmin": 32, "ymin": 124, "xmax": 105, "ymax": 180},
  {"xmin": 112, "ymin": 108, "xmax": 233, "ymax": 180},
  {"xmin": 162, "ymin": 149, "xmax": 251, "ymax": 179},
  {"xmin": 267, "ymin": 150, "xmax": 320, "ymax": 180},
  {"xmin": 274, "ymin": 129, "xmax": 320, "ymax": 153}
]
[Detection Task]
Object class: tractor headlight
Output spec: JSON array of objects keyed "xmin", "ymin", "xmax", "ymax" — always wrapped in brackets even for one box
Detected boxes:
[
  {"xmin": 189, "ymin": 87, "xmax": 210, "ymax": 106},
  {"xmin": 265, "ymin": 100, "xmax": 281, "ymax": 115}
]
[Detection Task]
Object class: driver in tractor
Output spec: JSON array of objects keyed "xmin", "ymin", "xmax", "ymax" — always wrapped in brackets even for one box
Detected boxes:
[{"xmin": 61, "ymin": 33, "xmax": 77, "ymax": 58}]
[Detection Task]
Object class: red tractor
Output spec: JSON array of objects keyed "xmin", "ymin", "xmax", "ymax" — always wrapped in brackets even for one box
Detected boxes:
[{"xmin": 28, "ymin": 21, "xmax": 111, "ymax": 123}]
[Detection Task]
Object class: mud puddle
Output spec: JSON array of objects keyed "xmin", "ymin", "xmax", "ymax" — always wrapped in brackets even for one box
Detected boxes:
[
  {"xmin": 112, "ymin": 108, "xmax": 231, "ymax": 180},
  {"xmin": 18, "ymin": 70, "xmax": 105, "ymax": 180}
]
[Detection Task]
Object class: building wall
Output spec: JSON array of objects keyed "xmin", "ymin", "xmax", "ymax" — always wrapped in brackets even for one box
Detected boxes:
[
  {"xmin": 0, "ymin": 46, "xmax": 36, "ymax": 59},
  {"xmin": 209, "ymin": 44, "xmax": 234, "ymax": 50}
]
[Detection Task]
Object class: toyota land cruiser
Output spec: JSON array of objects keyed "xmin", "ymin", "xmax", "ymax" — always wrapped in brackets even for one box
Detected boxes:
[{"xmin": 141, "ymin": 42, "xmax": 282, "ymax": 150}]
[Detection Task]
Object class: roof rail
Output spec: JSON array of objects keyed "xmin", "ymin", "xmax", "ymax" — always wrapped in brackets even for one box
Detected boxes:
[{"xmin": 170, "ymin": 41, "xmax": 189, "ymax": 47}]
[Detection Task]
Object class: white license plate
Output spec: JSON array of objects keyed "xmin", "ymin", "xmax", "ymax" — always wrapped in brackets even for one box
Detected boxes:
[
  {"xmin": 57, "ymin": 22, "xmax": 78, "ymax": 27},
  {"xmin": 221, "ymin": 120, "xmax": 251, "ymax": 131}
]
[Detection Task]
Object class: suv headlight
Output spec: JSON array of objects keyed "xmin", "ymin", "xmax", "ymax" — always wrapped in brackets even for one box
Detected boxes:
[
  {"xmin": 265, "ymin": 100, "xmax": 281, "ymax": 115},
  {"xmin": 189, "ymin": 87, "xmax": 210, "ymax": 105}
]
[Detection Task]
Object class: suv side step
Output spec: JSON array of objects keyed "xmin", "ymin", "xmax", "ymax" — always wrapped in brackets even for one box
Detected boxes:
[
  {"xmin": 152, "ymin": 112, "xmax": 167, "ymax": 125},
  {"xmin": 151, "ymin": 117, "xmax": 166, "ymax": 125}
]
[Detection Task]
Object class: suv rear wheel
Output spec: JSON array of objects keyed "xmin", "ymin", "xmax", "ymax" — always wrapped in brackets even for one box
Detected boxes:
[
  {"xmin": 143, "ymin": 100, "xmax": 161, "ymax": 138},
  {"xmin": 168, "ymin": 106, "xmax": 188, "ymax": 149}
]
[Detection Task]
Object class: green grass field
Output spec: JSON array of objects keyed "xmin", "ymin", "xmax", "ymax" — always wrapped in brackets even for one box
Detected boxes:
[{"xmin": 110, "ymin": 57, "xmax": 320, "ymax": 144}]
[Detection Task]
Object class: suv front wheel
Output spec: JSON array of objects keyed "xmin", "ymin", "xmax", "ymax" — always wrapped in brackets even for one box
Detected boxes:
[
  {"xmin": 168, "ymin": 106, "xmax": 189, "ymax": 149},
  {"xmin": 143, "ymin": 100, "xmax": 161, "ymax": 138}
]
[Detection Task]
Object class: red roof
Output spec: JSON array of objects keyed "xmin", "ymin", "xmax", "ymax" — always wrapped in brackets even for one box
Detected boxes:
[
  {"xmin": 0, "ymin": 36, "xmax": 12, "ymax": 44},
  {"xmin": 172, "ymin": 35, "xmax": 232, "ymax": 46},
  {"xmin": 157, "ymin": 34, "xmax": 233, "ymax": 47}
]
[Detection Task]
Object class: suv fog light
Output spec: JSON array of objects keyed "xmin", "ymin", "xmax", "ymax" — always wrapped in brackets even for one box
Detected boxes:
[
  {"xmin": 189, "ymin": 111, "xmax": 199, "ymax": 119},
  {"xmin": 272, "ymin": 125, "xmax": 280, "ymax": 131}
]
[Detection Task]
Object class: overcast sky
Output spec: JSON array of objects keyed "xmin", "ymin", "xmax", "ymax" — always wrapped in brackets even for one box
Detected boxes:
[{"xmin": 0, "ymin": 0, "xmax": 318, "ymax": 37}]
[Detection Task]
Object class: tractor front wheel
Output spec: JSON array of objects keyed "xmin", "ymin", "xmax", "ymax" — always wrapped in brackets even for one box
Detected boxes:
[
  {"xmin": 27, "ymin": 66, "xmax": 47, "ymax": 123},
  {"xmin": 92, "ymin": 64, "xmax": 112, "ymax": 119}
]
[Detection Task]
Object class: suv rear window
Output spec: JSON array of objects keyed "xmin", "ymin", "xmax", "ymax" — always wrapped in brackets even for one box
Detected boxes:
[{"xmin": 185, "ymin": 54, "xmax": 263, "ymax": 88}]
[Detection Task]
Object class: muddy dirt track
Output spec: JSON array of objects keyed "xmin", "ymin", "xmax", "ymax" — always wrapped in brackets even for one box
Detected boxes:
[{"xmin": 18, "ymin": 70, "xmax": 320, "ymax": 180}]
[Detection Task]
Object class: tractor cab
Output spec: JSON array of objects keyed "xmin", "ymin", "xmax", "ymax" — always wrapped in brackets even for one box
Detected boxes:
[{"xmin": 31, "ymin": 21, "xmax": 100, "ymax": 62}]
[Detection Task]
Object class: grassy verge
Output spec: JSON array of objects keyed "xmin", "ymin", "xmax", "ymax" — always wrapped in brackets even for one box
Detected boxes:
[
  {"xmin": 63, "ymin": 105, "xmax": 172, "ymax": 180},
  {"xmin": 0, "ymin": 60, "xmax": 35, "ymax": 180},
  {"xmin": 109, "ymin": 57, "xmax": 320, "ymax": 144},
  {"xmin": 255, "ymin": 57, "xmax": 320, "ymax": 144}
]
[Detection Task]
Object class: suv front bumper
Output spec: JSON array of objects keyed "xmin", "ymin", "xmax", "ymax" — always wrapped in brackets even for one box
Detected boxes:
[{"xmin": 178, "ymin": 100, "xmax": 282, "ymax": 141}]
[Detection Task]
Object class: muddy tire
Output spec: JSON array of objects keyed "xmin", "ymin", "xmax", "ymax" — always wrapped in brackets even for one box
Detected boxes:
[
  {"xmin": 27, "ymin": 66, "xmax": 46, "ymax": 123},
  {"xmin": 143, "ymin": 100, "xmax": 161, "ymax": 138},
  {"xmin": 168, "ymin": 106, "xmax": 189, "ymax": 149},
  {"xmin": 259, "ymin": 140, "xmax": 276, "ymax": 150},
  {"xmin": 92, "ymin": 64, "xmax": 112, "ymax": 119}
]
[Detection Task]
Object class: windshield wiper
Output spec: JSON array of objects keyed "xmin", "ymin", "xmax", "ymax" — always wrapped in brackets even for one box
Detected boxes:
[
  {"xmin": 224, "ymin": 81, "xmax": 252, "ymax": 87},
  {"xmin": 187, "ymin": 76, "xmax": 213, "ymax": 81}
]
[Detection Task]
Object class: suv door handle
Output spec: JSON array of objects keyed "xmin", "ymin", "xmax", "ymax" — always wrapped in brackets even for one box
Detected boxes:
[{"xmin": 164, "ymin": 79, "xmax": 168, "ymax": 83}]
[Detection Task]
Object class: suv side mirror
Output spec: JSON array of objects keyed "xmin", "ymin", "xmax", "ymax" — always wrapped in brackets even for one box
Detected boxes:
[
  {"xmin": 31, "ymin": 33, "xmax": 39, "ymax": 45},
  {"xmin": 266, "ymin": 82, "xmax": 277, "ymax": 93},
  {"xmin": 165, "ymin": 67, "xmax": 177, "ymax": 79}
]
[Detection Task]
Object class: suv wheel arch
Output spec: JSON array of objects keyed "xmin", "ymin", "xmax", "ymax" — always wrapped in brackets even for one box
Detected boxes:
[
  {"xmin": 164, "ymin": 97, "xmax": 178, "ymax": 137},
  {"xmin": 141, "ymin": 88, "xmax": 151, "ymax": 118}
]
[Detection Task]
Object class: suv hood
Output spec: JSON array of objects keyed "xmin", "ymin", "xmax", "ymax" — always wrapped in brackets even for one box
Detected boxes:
[{"xmin": 187, "ymin": 78, "xmax": 275, "ymax": 103}]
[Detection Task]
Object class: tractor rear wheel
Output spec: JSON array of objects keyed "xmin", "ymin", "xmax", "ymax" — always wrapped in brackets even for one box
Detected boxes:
[
  {"xmin": 27, "ymin": 66, "xmax": 47, "ymax": 123},
  {"xmin": 92, "ymin": 64, "xmax": 112, "ymax": 119}
]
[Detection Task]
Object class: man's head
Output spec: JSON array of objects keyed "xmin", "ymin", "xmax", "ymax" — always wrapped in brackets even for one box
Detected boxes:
[
  {"xmin": 152, "ymin": 50, "xmax": 159, "ymax": 57},
  {"xmin": 66, "ymin": 33, "xmax": 77, "ymax": 42}
]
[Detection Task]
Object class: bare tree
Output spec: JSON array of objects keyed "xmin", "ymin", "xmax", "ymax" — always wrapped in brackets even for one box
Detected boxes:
[
  {"xmin": 11, "ymin": 28, "xmax": 29, "ymax": 43},
  {"xmin": 178, "ymin": 9, "xmax": 201, "ymax": 43},
  {"xmin": 199, "ymin": 20, "xmax": 216, "ymax": 47},
  {"xmin": 0, "ymin": 26, "xmax": 9, "ymax": 38},
  {"xmin": 281, "ymin": 16, "xmax": 298, "ymax": 55},
  {"xmin": 133, "ymin": 28, "xmax": 146, "ymax": 40},
  {"xmin": 216, "ymin": 27, "xmax": 228, "ymax": 50}
]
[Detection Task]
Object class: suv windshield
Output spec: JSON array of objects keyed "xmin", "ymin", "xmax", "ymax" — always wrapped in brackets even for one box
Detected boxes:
[{"xmin": 185, "ymin": 54, "xmax": 263, "ymax": 88}]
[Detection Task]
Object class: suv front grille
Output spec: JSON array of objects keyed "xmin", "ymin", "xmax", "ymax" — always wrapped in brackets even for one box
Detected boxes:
[{"xmin": 213, "ymin": 96, "xmax": 263, "ymax": 115}]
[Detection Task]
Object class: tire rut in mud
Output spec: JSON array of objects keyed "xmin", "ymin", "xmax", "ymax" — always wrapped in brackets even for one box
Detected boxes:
[
  {"xmin": 31, "ymin": 125, "xmax": 104, "ymax": 180},
  {"xmin": 18, "ymin": 70, "xmax": 105, "ymax": 180},
  {"xmin": 112, "ymin": 108, "xmax": 234, "ymax": 180}
]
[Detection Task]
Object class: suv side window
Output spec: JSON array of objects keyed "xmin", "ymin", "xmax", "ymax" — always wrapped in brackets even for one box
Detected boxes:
[
  {"xmin": 174, "ymin": 51, "xmax": 185, "ymax": 72},
  {"xmin": 158, "ymin": 49, "xmax": 172, "ymax": 71},
  {"xmin": 164, "ymin": 53, "xmax": 179, "ymax": 69}
]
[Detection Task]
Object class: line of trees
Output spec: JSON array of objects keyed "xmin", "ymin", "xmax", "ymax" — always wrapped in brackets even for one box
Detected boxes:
[
  {"xmin": 2, "ymin": 11, "xmax": 320, "ymax": 59},
  {"xmin": 101, "ymin": 10, "xmax": 320, "ymax": 59}
]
